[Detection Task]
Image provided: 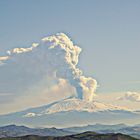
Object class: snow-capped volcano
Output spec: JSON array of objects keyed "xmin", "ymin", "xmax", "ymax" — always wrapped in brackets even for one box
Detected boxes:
[
  {"xmin": 0, "ymin": 98, "xmax": 139, "ymax": 128},
  {"xmin": 23, "ymin": 98, "xmax": 131, "ymax": 117},
  {"xmin": 42, "ymin": 98, "xmax": 130, "ymax": 114}
]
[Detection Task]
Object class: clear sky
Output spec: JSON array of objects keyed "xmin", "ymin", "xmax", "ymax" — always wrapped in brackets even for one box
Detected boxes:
[{"xmin": 0, "ymin": 0, "xmax": 140, "ymax": 114}]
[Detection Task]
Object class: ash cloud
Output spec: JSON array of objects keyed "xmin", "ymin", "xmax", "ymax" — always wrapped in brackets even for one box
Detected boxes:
[{"xmin": 0, "ymin": 33, "xmax": 97, "ymax": 102}]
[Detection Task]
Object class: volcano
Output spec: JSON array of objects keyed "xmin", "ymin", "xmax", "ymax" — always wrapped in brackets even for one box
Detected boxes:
[{"xmin": 0, "ymin": 97, "xmax": 140, "ymax": 128}]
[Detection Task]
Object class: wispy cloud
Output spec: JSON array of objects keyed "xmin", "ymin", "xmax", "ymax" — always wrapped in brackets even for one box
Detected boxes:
[{"xmin": 117, "ymin": 91, "xmax": 140, "ymax": 102}]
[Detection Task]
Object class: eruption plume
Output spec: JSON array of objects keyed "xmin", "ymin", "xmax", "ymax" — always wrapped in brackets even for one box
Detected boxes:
[{"xmin": 0, "ymin": 33, "xmax": 97, "ymax": 102}]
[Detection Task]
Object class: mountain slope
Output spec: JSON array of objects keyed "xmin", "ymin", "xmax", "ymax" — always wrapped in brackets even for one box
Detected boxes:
[
  {"xmin": 1, "ymin": 124, "xmax": 140, "ymax": 139},
  {"xmin": 30, "ymin": 98, "xmax": 130, "ymax": 115},
  {"xmin": 0, "ymin": 132, "xmax": 138, "ymax": 140},
  {"xmin": 64, "ymin": 123, "xmax": 128, "ymax": 133},
  {"xmin": 64, "ymin": 124, "xmax": 140, "ymax": 139},
  {"xmin": 0, "ymin": 98, "xmax": 140, "ymax": 127},
  {"xmin": 0, "ymin": 125, "xmax": 73, "ymax": 138}
]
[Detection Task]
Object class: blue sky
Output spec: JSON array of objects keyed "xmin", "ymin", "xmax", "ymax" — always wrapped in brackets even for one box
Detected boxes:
[{"xmin": 0, "ymin": 0, "xmax": 140, "ymax": 113}]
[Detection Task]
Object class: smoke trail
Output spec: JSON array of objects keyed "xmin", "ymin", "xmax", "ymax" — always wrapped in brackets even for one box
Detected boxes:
[
  {"xmin": 0, "ymin": 33, "xmax": 97, "ymax": 101},
  {"xmin": 41, "ymin": 33, "xmax": 97, "ymax": 101}
]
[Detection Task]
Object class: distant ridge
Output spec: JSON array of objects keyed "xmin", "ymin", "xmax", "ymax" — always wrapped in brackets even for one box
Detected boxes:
[
  {"xmin": 0, "ymin": 124, "xmax": 73, "ymax": 138},
  {"xmin": 0, "ymin": 131, "xmax": 138, "ymax": 140},
  {"xmin": 0, "ymin": 124, "xmax": 140, "ymax": 139}
]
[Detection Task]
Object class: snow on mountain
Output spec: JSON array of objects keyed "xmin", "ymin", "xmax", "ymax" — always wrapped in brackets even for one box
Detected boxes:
[
  {"xmin": 0, "ymin": 97, "xmax": 139, "ymax": 128},
  {"xmin": 23, "ymin": 97, "xmax": 132, "ymax": 117},
  {"xmin": 42, "ymin": 98, "xmax": 130, "ymax": 114}
]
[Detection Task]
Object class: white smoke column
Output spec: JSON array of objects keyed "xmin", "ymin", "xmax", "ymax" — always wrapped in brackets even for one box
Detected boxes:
[
  {"xmin": 41, "ymin": 33, "xmax": 97, "ymax": 101},
  {"xmin": 1, "ymin": 33, "xmax": 97, "ymax": 102}
]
